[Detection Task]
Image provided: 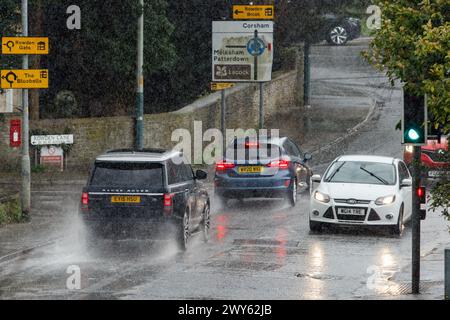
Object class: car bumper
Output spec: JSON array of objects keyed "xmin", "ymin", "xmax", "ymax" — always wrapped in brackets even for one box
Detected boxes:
[
  {"xmin": 309, "ymin": 198, "xmax": 401, "ymax": 226},
  {"xmin": 214, "ymin": 176, "xmax": 291, "ymax": 199},
  {"xmin": 80, "ymin": 210, "xmax": 180, "ymax": 238}
]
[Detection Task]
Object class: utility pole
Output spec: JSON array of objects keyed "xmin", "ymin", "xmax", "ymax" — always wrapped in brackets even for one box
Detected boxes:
[
  {"xmin": 412, "ymin": 146, "xmax": 422, "ymax": 294},
  {"xmin": 259, "ymin": 82, "xmax": 264, "ymax": 129},
  {"xmin": 303, "ymin": 41, "xmax": 311, "ymax": 107},
  {"xmin": 135, "ymin": 0, "xmax": 144, "ymax": 150},
  {"xmin": 21, "ymin": 0, "xmax": 31, "ymax": 220},
  {"xmin": 221, "ymin": 89, "xmax": 226, "ymax": 156}
]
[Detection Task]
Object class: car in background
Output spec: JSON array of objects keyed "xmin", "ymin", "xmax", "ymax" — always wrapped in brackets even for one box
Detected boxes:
[
  {"xmin": 79, "ymin": 149, "xmax": 210, "ymax": 250},
  {"xmin": 404, "ymin": 136, "xmax": 449, "ymax": 179},
  {"xmin": 322, "ymin": 14, "xmax": 361, "ymax": 46},
  {"xmin": 310, "ymin": 155, "xmax": 412, "ymax": 236},
  {"xmin": 214, "ymin": 137, "xmax": 312, "ymax": 207}
]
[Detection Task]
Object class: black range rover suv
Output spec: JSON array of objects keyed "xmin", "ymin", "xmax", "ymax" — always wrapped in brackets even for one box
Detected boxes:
[{"xmin": 79, "ymin": 149, "xmax": 210, "ymax": 250}]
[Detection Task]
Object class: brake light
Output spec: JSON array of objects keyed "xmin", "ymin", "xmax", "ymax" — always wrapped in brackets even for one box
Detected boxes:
[
  {"xmin": 164, "ymin": 193, "xmax": 173, "ymax": 207},
  {"xmin": 417, "ymin": 187, "xmax": 425, "ymax": 198},
  {"xmin": 216, "ymin": 161, "xmax": 235, "ymax": 172},
  {"xmin": 81, "ymin": 192, "xmax": 89, "ymax": 205},
  {"xmin": 245, "ymin": 142, "xmax": 260, "ymax": 148},
  {"xmin": 268, "ymin": 160, "xmax": 290, "ymax": 169}
]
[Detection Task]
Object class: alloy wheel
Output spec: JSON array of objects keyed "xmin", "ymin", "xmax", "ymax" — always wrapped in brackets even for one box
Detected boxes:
[{"xmin": 330, "ymin": 26, "xmax": 348, "ymax": 45}]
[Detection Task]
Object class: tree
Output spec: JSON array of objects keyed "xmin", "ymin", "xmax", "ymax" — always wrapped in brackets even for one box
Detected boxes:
[
  {"xmin": 363, "ymin": 0, "xmax": 449, "ymax": 222},
  {"xmin": 1, "ymin": 1, "xmax": 177, "ymax": 118}
]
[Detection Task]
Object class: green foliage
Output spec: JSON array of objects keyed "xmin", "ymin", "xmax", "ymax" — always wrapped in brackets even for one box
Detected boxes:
[
  {"xmin": 363, "ymin": 0, "xmax": 450, "ymax": 225},
  {"xmin": 363, "ymin": 0, "xmax": 450, "ymax": 133},
  {"xmin": 0, "ymin": 196, "xmax": 22, "ymax": 226},
  {"xmin": 429, "ymin": 149, "xmax": 450, "ymax": 221},
  {"xmin": 31, "ymin": 164, "xmax": 47, "ymax": 173}
]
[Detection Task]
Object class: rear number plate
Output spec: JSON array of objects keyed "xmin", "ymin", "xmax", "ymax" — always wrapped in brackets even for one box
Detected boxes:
[
  {"xmin": 111, "ymin": 196, "xmax": 141, "ymax": 203},
  {"xmin": 238, "ymin": 166, "xmax": 262, "ymax": 174},
  {"xmin": 337, "ymin": 208, "xmax": 365, "ymax": 216}
]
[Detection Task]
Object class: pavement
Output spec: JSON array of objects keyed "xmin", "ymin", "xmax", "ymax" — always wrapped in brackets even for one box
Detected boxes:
[{"xmin": 0, "ymin": 39, "xmax": 448, "ymax": 300}]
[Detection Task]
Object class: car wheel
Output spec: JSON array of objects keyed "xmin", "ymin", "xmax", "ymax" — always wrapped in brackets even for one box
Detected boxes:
[
  {"xmin": 390, "ymin": 205, "xmax": 404, "ymax": 236},
  {"xmin": 201, "ymin": 203, "xmax": 211, "ymax": 243},
  {"xmin": 328, "ymin": 26, "xmax": 349, "ymax": 45},
  {"xmin": 177, "ymin": 209, "xmax": 190, "ymax": 251},
  {"xmin": 310, "ymin": 220, "xmax": 323, "ymax": 233},
  {"xmin": 287, "ymin": 178, "xmax": 297, "ymax": 207}
]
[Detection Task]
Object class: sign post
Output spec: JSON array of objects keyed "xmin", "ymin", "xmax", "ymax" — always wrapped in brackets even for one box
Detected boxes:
[
  {"xmin": 1, "ymin": 1, "xmax": 49, "ymax": 218},
  {"xmin": 1, "ymin": 37, "xmax": 49, "ymax": 55},
  {"xmin": 445, "ymin": 249, "xmax": 450, "ymax": 300},
  {"xmin": 1, "ymin": 69, "xmax": 49, "ymax": 89},
  {"xmin": 232, "ymin": 5, "xmax": 274, "ymax": 20},
  {"xmin": 31, "ymin": 135, "xmax": 74, "ymax": 172},
  {"xmin": 212, "ymin": 21, "xmax": 273, "ymax": 83},
  {"xmin": 212, "ymin": 21, "xmax": 273, "ymax": 130}
]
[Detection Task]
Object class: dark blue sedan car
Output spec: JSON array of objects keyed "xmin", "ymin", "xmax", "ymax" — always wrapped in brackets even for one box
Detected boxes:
[{"xmin": 214, "ymin": 137, "xmax": 312, "ymax": 207}]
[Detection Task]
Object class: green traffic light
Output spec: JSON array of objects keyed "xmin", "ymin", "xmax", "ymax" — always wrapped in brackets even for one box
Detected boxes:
[{"xmin": 407, "ymin": 128, "xmax": 420, "ymax": 141}]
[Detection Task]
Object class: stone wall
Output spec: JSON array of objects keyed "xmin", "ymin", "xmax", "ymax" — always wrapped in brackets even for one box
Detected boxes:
[{"xmin": 0, "ymin": 45, "xmax": 305, "ymax": 171}]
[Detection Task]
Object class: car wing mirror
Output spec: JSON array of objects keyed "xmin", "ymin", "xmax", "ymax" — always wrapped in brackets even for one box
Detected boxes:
[
  {"xmin": 304, "ymin": 153, "xmax": 312, "ymax": 162},
  {"xmin": 311, "ymin": 174, "xmax": 322, "ymax": 183},
  {"xmin": 195, "ymin": 170, "xmax": 208, "ymax": 180},
  {"xmin": 401, "ymin": 178, "xmax": 412, "ymax": 188}
]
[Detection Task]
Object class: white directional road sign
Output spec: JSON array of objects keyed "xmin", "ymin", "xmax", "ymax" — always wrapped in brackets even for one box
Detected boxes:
[
  {"xmin": 31, "ymin": 134, "xmax": 74, "ymax": 146},
  {"xmin": 212, "ymin": 21, "xmax": 274, "ymax": 83}
]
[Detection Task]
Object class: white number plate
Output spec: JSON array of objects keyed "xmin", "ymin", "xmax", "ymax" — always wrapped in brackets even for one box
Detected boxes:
[{"xmin": 337, "ymin": 208, "xmax": 365, "ymax": 216}]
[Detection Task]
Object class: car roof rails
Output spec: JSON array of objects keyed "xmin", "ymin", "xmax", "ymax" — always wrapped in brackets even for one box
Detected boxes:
[{"xmin": 106, "ymin": 148, "xmax": 167, "ymax": 154}]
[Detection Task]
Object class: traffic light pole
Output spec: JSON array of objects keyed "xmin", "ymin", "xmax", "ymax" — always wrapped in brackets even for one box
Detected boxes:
[
  {"xmin": 412, "ymin": 146, "xmax": 422, "ymax": 294},
  {"xmin": 21, "ymin": 0, "xmax": 31, "ymax": 220},
  {"xmin": 135, "ymin": 0, "xmax": 144, "ymax": 150}
]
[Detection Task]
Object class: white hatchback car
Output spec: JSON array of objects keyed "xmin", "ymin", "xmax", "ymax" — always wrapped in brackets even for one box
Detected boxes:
[{"xmin": 309, "ymin": 155, "xmax": 412, "ymax": 235}]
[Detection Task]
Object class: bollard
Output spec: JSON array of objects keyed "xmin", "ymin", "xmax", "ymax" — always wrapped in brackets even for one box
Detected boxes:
[{"xmin": 445, "ymin": 249, "xmax": 450, "ymax": 300}]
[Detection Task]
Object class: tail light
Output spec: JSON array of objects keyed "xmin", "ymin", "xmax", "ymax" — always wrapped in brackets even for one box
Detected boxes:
[
  {"xmin": 81, "ymin": 192, "xmax": 89, "ymax": 211},
  {"xmin": 268, "ymin": 159, "xmax": 290, "ymax": 169},
  {"xmin": 164, "ymin": 193, "xmax": 173, "ymax": 216},
  {"xmin": 245, "ymin": 142, "xmax": 260, "ymax": 148},
  {"xmin": 164, "ymin": 193, "xmax": 173, "ymax": 207},
  {"xmin": 81, "ymin": 192, "xmax": 89, "ymax": 205},
  {"xmin": 216, "ymin": 160, "xmax": 235, "ymax": 172}
]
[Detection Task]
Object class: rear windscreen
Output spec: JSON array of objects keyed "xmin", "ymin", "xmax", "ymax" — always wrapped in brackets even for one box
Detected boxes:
[
  {"xmin": 90, "ymin": 162, "xmax": 163, "ymax": 188},
  {"xmin": 226, "ymin": 143, "xmax": 282, "ymax": 162}
]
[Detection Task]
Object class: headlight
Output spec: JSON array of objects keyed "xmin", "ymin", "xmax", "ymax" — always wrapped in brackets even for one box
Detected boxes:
[
  {"xmin": 314, "ymin": 191, "xmax": 330, "ymax": 203},
  {"xmin": 375, "ymin": 195, "xmax": 396, "ymax": 206},
  {"xmin": 405, "ymin": 146, "xmax": 413, "ymax": 153}
]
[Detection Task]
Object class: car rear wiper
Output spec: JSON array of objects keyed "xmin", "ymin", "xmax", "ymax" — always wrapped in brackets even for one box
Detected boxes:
[
  {"xmin": 325, "ymin": 162, "xmax": 346, "ymax": 182},
  {"xmin": 359, "ymin": 167, "xmax": 389, "ymax": 185}
]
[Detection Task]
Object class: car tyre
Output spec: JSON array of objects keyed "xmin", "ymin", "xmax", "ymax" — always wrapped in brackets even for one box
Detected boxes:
[
  {"xmin": 390, "ymin": 205, "xmax": 404, "ymax": 236},
  {"xmin": 201, "ymin": 203, "xmax": 211, "ymax": 243},
  {"xmin": 309, "ymin": 219, "xmax": 323, "ymax": 233},
  {"xmin": 327, "ymin": 25, "xmax": 349, "ymax": 46},
  {"xmin": 287, "ymin": 178, "xmax": 298, "ymax": 207},
  {"xmin": 177, "ymin": 209, "xmax": 190, "ymax": 251}
]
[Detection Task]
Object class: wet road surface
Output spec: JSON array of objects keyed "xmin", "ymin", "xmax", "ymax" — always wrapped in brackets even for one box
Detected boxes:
[{"xmin": 0, "ymin": 40, "xmax": 448, "ymax": 300}]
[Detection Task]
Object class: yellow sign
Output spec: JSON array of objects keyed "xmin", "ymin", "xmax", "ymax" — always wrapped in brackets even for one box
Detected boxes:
[
  {"xmin": 1, "ymin": 70, "xmax": 49, "ymax": 89},
  {"xmin": 233, "ymin": 5, "xmax": 274, "ymax": 20},
  {"xmin": 211, "ymin": 82, "xmax": 235, "ymax": 91},
  {"xmin": 2, "ymin": 37, "xmax": 49, "ymax": 55}
]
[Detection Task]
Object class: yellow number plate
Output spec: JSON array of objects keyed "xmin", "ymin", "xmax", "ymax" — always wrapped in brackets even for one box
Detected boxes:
[
  {"xmin": 238, "ymin": 166, "xmax": 262, "ymax": 174},
  {"xmin": 111, "ymin": 196, "xmax": 141, "ymax": 203}
]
